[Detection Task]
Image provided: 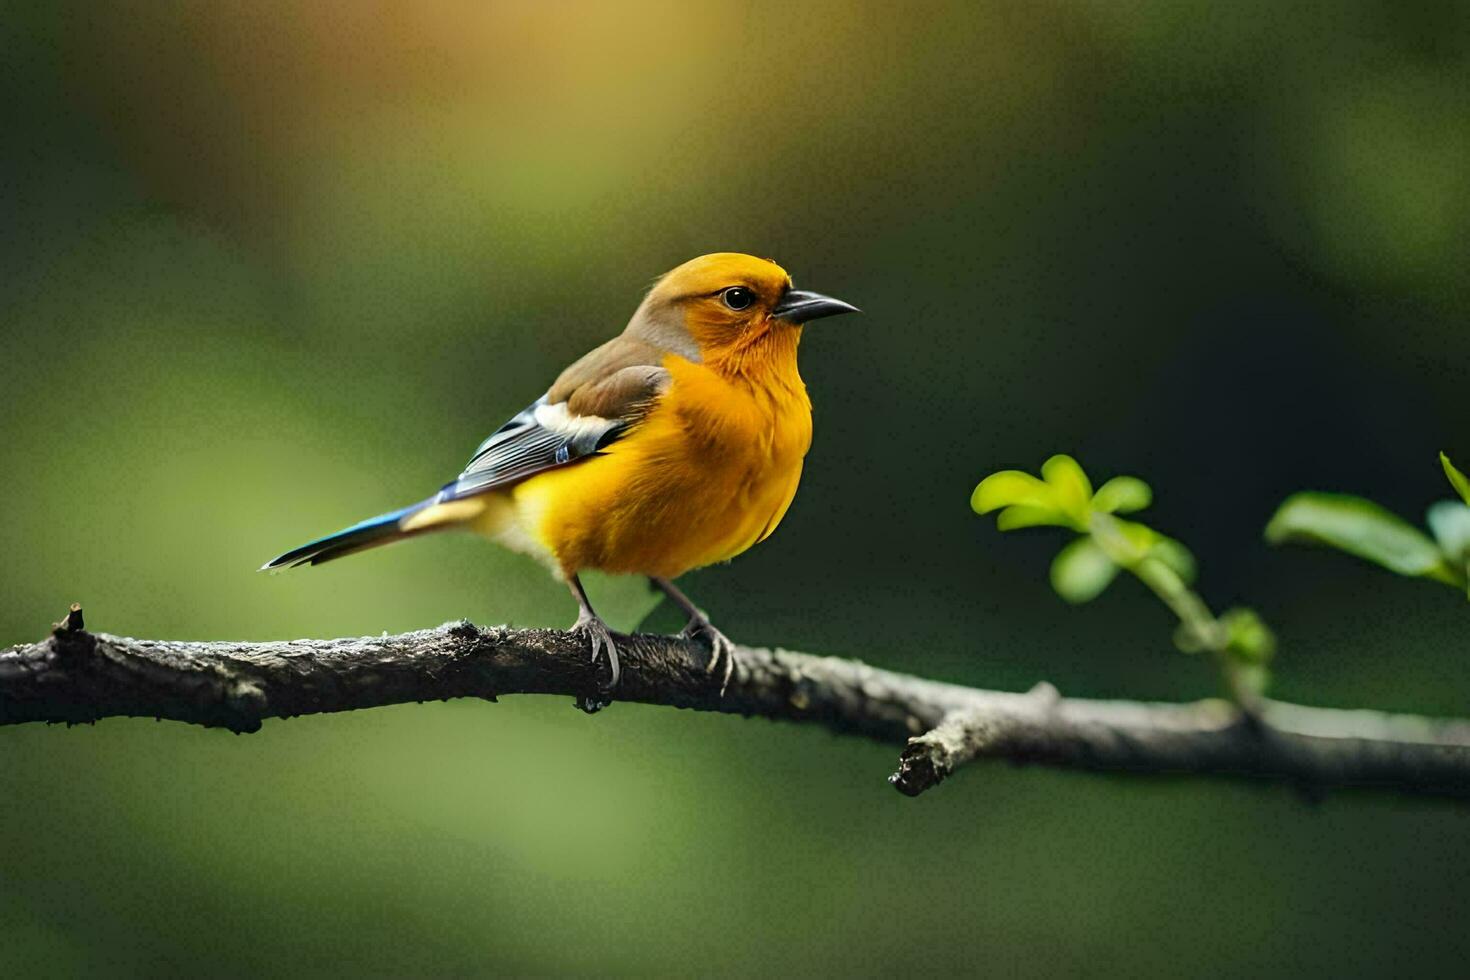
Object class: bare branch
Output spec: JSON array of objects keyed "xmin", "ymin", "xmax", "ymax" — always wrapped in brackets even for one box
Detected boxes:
[
  {"xmin": 4, "ymin": 606, "xmax": 1470, "ymax": 802},
  {"xmin": 891, "ymin": 686, "xmax": 1470, "ymax": 799}
]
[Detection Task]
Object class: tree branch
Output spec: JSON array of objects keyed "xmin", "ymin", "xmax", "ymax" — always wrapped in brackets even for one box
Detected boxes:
[{"xmin": 5, "ymin": 605, "xmax": 1470, "ymax": 801}]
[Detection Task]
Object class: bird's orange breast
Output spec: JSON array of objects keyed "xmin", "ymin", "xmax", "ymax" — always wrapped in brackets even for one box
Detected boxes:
[{"xmin": 503, "ymin": 341, "xmax": 812, "ymax": 580}]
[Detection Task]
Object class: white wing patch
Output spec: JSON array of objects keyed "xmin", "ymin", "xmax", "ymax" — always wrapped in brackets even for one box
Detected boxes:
[
  {"xmin": 435, "ymin": 395, "xmax": 625, "ymax": 501},
  {"xmin": 533, "ymin": 401, "xmax": 617, "ymax": 442}
]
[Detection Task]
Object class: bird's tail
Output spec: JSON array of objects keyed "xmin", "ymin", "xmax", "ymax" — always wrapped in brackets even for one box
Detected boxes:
[{"xmin": 260, "ymin": 496, "xmax": 489, "ymax": 570}]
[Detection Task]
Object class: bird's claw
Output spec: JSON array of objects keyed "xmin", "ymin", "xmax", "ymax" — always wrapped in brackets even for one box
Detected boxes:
[
  {"xmin": 573, "ymin": 613, "xmax": 621, "ymax": 691},
  {"xmin": 683, "ymin": 619, "xmax": 736, "ymax": 696}
]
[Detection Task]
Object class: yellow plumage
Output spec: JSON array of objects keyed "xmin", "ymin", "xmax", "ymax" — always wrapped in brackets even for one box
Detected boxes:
[
  {"xmin": 491, "ymin": 334, "xmax": 811, "ymax": 578},
  {"xmin": 264, "ymin": 252, "xmax": 856, "ymax": 691}
]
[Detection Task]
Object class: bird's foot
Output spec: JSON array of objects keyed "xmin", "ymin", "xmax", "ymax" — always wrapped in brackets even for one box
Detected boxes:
[
  {"xmin": 682, "ymin": 617, "xmax": 736, "ymax": 696},
  {"xmin": 572, "ymin": 611, "xmax": 621, "ymax": 691}
]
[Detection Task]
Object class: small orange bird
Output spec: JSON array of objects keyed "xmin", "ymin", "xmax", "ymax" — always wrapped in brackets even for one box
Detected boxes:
[{"xmin": 263, "ymin": 253, "xmax": 857, "ymax": 691}]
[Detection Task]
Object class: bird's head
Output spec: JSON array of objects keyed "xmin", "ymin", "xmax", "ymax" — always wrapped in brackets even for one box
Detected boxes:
[{"xmin": 627, "ymin": 253, "xmax": 858, "ymax": 363}]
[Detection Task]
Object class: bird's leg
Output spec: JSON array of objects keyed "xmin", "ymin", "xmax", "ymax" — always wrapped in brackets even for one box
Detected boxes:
[
  {"xmin": 650, "ymin": 577, "xmax": 735, "ymax": 695},
  {"xmin": 566, "ymin": 573, "xmax": 620, "ymax": 690}
]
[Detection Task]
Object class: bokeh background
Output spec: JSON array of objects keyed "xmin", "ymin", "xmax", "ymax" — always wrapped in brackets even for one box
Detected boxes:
[{"xmin": 4, "ymin": 1, "xmax": 1469, "ymax": 975}]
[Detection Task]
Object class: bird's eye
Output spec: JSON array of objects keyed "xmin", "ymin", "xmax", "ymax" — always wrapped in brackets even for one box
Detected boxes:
[{"xmin": 721, "ymin": 286, "xmax": 756, "ymax": 311}]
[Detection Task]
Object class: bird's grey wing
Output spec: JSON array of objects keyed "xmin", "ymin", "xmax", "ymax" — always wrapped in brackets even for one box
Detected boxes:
[{"xmin": 436, "ymin": 363, "xmax": 670, "ymax": 502}]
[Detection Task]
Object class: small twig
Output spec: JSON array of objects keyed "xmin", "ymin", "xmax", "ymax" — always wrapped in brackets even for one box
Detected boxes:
[
  {"xmin": 891, "ymin": 682, "xmax": 1061, "ymax": 796},
  {"xmin": 54, "ymin": 602, "xmax": 84, "ymax": 634},
  {"xmin": 1130, "ymin": 554, "xmax": 1266, "ymax": 719},
  {"xmin": 5, "ymin": 606, "xmax": 1470, "ymax": 801}
]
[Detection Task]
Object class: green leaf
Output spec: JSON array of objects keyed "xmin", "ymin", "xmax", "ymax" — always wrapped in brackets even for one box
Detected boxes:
[
  {"xmin": 1149, "ymin": 535, "xmax": 1197, "ymax": 585},
  {"xmin": 996, "ymin": 505, "xmax": 1071, "ymax": 531},
  {"xmin": 1220, "ymin": 607, "xmax": 1276, "ymax": 664},
  {"xmin": 1266, "ymin": 492, "xmax": 1460, "ymax": 583},
  {"xmin": 1049, "ymin": 538, "xmax": 1121, "ymax": 604},
  {"xmin": 1171, "ymin": 622, "xmax": 1210, "ymax": 654},
  {"xmin": 1092, "ymin": 476, "xmax": 1152, "ymax": 514},
  {"xmin": 1041, "ymin": 455, "xmax": 1093, "ymax": 519},
  {"xmin": 1090, "ymin": 514, "xmax": 1160, "ymax": 566},
  {"xmin": 1442, "ymin": 452, "xmax": 1470, "ymax": 506},
  {"xmin": 1426, "ymin": 501, "xmax": 1470, "ymax": 563},
  {"xmin": 972, "ymin": 471, "xmax": 1052, "ymax": 515}
]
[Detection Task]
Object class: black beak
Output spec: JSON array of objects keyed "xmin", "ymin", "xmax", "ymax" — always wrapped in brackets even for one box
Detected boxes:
[{"xmin": 771, "ymin": 288, "xmax": 860, "ymax": 324}]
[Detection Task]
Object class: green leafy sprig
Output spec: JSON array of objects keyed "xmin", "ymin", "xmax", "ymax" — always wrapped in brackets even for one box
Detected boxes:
[
  {"xmin": 1266, "ymin": 452, "xmax": 1470, "ymax": 597},
  {"xmin": 973, "ymin": 455, "xmax": 1273, "ymax": 706}
]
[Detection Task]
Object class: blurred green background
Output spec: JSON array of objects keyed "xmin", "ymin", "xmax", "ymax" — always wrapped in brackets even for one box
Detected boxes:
[{"xmin": 4, "ymin": 1, "xmax": 1469, "ymax": 975}]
